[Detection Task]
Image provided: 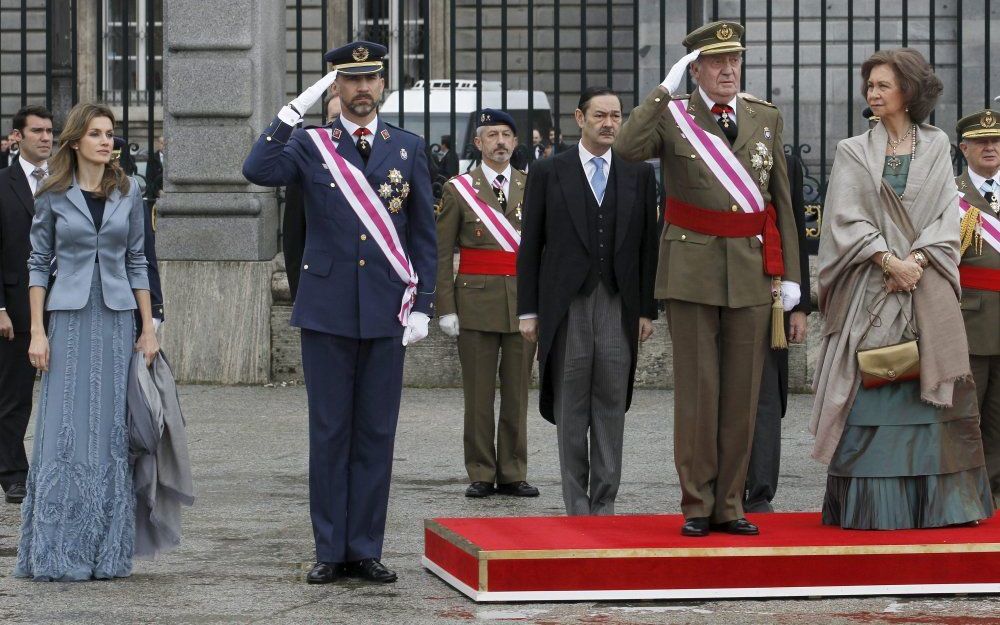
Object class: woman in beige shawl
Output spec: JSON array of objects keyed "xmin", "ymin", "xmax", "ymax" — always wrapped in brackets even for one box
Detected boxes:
[{"xmin": 812, "ymin": 48, "xmax": 993, "ymax": 529}]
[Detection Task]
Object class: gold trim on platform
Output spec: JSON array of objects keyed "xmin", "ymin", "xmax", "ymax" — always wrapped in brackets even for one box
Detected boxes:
[
  {"xmin": 479, "ymin": 543, "xmax": 1000, "ymax": 560},
  {"xmin": 425, "ymin": 520, "xmax": 481, "ymax": 557}
]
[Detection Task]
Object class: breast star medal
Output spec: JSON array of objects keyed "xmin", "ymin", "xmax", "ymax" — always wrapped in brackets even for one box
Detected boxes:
[
  {"xmin": 750, "ymin": 141, "xmax": 773, "ymax": 188},
  {"xmin": 378, "ymin": 183, "xmax": 393, "ymax": 199},
  {"xmin": 388, "ymin": 168, "xmax": 403, "ymax": 185},
  {"xmin": 381, "ymin": 170, "xmax": 408, "ymax": 213}
]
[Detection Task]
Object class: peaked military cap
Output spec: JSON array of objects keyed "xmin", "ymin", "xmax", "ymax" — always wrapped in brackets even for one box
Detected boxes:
[
  {"xmin": 683, "ymin": 20, "xmax": 746, "ymax": 56},
  {"xmin": 324, "ymin": 40, "xmax": 387, "ymax": 75},
  {"xmin": 476, "ymin": 108, "xmax": 517, "ymax": 135},
  {"xmin": 957, "ymin": 109, "xmax": 1000, "ymax": 140}
]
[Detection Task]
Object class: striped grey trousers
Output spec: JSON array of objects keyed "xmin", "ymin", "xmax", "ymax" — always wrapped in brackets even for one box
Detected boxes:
[{"xmin": 550, "ymin": 282, "xmax": 631, "ymax": 515}]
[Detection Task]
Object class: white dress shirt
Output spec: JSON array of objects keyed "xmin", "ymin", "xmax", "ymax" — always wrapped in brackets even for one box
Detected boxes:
[
  {"xmin": 480, "ymin": 162, "xmax": 512, "ymax": 197},
  {"xmin": 578, "ymin": 142, "xmax": 611, "ymax": 202},
  {"xmin": 19, "ymin": 155, "xmax": 48, "ymax": 196},
  {"xmin": 699, "ymin": 88, "xmax": 739, "ymax": 123},
  {"xmin": 967, "ymin": 167, "xmax": 1000, "ymax": 198},
  {"xmin": 339, "ymin": 115, "xmax": 379, "ymax": 144}
]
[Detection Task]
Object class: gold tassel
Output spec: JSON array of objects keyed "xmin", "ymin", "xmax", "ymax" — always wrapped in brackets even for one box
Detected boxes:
[
  {"xmin": 959, "ymin": 206, "xmax": 983, "ymax": 256},
  {"xmin": 770, "ymin": 277, "xmax": 787, "ymax": 350}
]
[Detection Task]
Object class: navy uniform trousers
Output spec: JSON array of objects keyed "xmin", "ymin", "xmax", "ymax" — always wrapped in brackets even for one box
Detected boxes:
[{"xmin": 243, "ymin": 114, "xmax": 437, "ymax": 563}]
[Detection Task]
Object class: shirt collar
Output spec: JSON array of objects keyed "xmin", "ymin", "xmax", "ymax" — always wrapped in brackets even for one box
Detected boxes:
[
  {"xmin": 967, "ymin": 167, "xmax": 1000, "ymax": 195},
  {"xmin": 578, "ymin": 142, "xmax": 611, "ymax": 171},
  {"xmin": 480, "ymin": 162, "xmax": 512, "ymax": 186},
  {"xmin": 18, "ymin": 154, "xmax": 46, "ymax": 179},
  {"xmin": 339, "ymin": 115, "xmax": 379, "ymax": 141},
  {"xmin": 699, "ymin": 87, "xmax": 738, "ymax": 115}
]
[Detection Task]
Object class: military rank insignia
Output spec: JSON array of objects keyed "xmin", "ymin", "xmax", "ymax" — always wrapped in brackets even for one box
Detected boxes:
[
  {"xmin": 380, "ymin": 169, "xmax": 409, "ymax": 213},
  {"xmin": 332, "ymin": 128, "xmax": 342, "ymax": 140},
  {"xmin": 751, "ymin": 142, "xmax": 773, "ymax": 188}
]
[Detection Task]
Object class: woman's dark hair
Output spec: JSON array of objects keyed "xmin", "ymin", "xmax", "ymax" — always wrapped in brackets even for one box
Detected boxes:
[
  {"xmin": 860, "ymin": 48, "xmax": 942, "ymax": 123},
  {"xmin": 577, "ymin": 86, "xmax": 622, "ymax": 114}
]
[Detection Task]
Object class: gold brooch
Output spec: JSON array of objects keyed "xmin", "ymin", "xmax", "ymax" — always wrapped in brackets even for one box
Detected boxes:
[
  {"xmin": 352, "ymin": 46, "xmax": 370, "ymax": 62},
  {"xmin": 982, "ymin": 111, "xmax": 997, "ymax": 129},
  {"xmin": 716, "ymin": 24, "xmax": 734, "ymax": 41}
]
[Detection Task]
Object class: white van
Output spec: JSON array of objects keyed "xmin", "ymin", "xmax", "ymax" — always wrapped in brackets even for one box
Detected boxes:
[{"xmin": 380, "ymin": 79, "xmax": 552, "ymax": 173}]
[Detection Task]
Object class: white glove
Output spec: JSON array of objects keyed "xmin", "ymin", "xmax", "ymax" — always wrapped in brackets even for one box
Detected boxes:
[
  {"xmin": 152, "ymin": 318, "xmax": 163, "ymax": 332},
  {"xmin": 439, "ymin": 313, "xmax": 460, "ymax": 338},
  {"xmin": 780, "ymin": 281, "xmax": 801, "ymax": 312},
  {"xmin": 660, "ymin": 49, "xmax": 701, "ymax": 95},
  {"xmin": 277, "ymin": 70, "xmax": 338, "ymax": 126},
  {"xmin": 402, "ymin": 312, "xmax": 430, "ymax": 346}
]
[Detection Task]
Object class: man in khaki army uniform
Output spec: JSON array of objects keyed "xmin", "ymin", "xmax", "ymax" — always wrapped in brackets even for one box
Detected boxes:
[
  {"xmin": 436, "ymin": 109, "xmax": 539, "ymax": 499},
  {"xmin": 956, "ymin": 109, "xmax": 1000, "ymax": 506},
  {"xmin": 617, "ymin": 21, "xmax": 801, "ymax": 536}
]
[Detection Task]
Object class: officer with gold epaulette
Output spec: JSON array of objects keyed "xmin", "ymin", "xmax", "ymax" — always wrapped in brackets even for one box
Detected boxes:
[
  {"xmin": 956, "ymin": 109, "xmax": 1000, "ymax": 505},
  {"xmin": 617, "ymin": 21, "xmax": 802, "ymax": 537},
  {"xmin": 436, "ymin": 109, "xmax": 538, "ymax": 499}
]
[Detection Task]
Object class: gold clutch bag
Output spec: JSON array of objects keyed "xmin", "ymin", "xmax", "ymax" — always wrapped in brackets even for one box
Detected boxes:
[
  {"xmin": 856, "ymin": 339, "xmax": 920, "ymax": 389},
  {"xmin": 855, "ymin": 288, "xmax": 920, "ymax": 390}
]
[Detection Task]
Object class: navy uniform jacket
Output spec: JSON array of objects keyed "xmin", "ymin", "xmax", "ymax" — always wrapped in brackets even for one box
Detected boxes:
[{"xmin": 243, "ymin": 116, "xmax": 436, "ymax": 339}]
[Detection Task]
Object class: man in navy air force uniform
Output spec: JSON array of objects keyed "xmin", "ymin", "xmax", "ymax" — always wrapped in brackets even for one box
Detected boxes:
[{"xmin": 242, "ymin": 41, "xmax": 436, "ymax": 585}]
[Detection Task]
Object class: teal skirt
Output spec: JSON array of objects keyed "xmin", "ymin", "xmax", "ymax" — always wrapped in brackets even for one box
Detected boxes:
[{"xmin": 823, "ymin": 379, "xmax": 994, "ymax": 529}]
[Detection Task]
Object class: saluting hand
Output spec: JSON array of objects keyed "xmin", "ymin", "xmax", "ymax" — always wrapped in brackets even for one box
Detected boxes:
[
  {"xmin": 660, "ymin": 49, "xmax": 701, "ymax": 94},
  {"xmin": 278, "ymin": 70, "xmax": 339, "ymax": 126}
]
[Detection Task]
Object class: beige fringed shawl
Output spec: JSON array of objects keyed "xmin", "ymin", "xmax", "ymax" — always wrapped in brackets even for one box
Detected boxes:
[{"xmin": 810, "ymin": 123, "xmax": 972, "ymax": 463}]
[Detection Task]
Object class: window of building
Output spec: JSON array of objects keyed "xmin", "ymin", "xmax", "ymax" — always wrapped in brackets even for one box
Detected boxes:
[
  {"xmin": 354, "ymin": 0, "xmax": 426, "ymax": 91},
  {"xmin": 102, "ymin": 0, "xmax": 163, "ymax": 104}
]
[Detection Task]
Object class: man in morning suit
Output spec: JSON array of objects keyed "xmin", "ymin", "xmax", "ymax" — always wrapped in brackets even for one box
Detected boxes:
[
  {"xmin": 0, "ymin": 105, "xmax": 52, "ymax": 504},
  {"xmin": 517, "ymin": 87, "xmax": 658, "ymax": 516},
  {"xmin": 436, "ymin": 109, "xmax": 538, "ymax": 499},
  {"xmin": 243, "ymin": 41, "xmax": 436, "ymax": 584},
  {"xmin": 617, "ymin": 21, "xmax": 802, "ymax": 537},
  {"xmin": 956, "ymin": 109, "xmax": 1000, "ymax": 506}
]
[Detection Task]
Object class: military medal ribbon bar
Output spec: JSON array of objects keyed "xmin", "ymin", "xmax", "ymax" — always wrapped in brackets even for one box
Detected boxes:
[
  {"xmin": 306, "ymin": 128, "xmax": 419, "ymax": 325},
  {"xmin": 668, "ymin": 99, "xmax": 766, "ymax": 232},
  {"xmin": 451, "ymin": 174, "xmax": 521, "ymax": 252},
  {"xmin": 960, "ymin": 195, "xmax": 1000, "ymax": 255}
]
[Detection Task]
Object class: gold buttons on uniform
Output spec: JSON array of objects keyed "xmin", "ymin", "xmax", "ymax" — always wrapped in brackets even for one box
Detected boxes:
[
  {"xmin": 731, "ymin": 205, "xmax": 739, "ymax": 212},
  {"xmin": 329, "ymin": 183, "xmax": 336, "ymax": 188},
  {"xmin": 359, "ymin": 259, "xmax": 366, "ymax": 267},
  {"xmin": 654, "ymin": 97, "xmax": 662, "ymax": 103},
  {"xmin": 303, "ymin": 264, "xmax": 309, "ymax": 270},
  {"xmin": 266, "ymin": 136, "xmax": 272, "ymax": 142},
  {"xmin": 680, "ymin": 234, "xmax": 687, "ymax": 241},
  {"xmin": 689, "ymin": 154, "xmax": 696, "ymax": 159},
  {"xmin": 360, "ymin": 234, "xmax": 367, "ymax": 241}
]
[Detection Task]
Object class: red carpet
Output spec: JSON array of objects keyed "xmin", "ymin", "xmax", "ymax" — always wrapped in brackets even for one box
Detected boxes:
[{"xmin": 422, "ymin": 512, "xmax": 1000, "ymax": 601}]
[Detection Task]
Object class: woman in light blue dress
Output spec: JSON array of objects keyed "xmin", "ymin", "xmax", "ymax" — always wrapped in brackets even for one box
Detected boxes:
[{"xmin": 15, "ymin": 103, "xmax": 159, "ymax": 581}]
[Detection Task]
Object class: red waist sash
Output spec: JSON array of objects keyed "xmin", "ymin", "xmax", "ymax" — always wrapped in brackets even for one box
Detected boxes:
[
  {"xmin": 458, "ymin": 247, "xmax": 517, "ymax": 276},
  {"xmin": 960, "ymin": 265, "xmax": 1000, "ymax": 292},
  {"xmin": 664, "ymin": 197, "xmax": 785, "ymax": 277}
]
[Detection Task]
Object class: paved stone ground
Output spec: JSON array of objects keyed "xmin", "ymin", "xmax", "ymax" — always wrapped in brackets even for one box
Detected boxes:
[{"xmin": 1, "ymin": 385, "xmax": 998, "ymax": 624}]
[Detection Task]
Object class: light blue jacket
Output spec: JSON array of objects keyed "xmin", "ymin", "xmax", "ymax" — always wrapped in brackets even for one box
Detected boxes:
[{"xmin": 28, "ymin": 177, "xmax": 149, "ymax": 311}]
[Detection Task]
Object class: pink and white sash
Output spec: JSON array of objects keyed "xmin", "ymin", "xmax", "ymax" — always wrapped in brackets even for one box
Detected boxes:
[
  {"xmin": 449, "ymin": 173, "xmax": 520, "ymax": 252},
  {"xmin": 668, "ymin": 99, "xmax": 765, "ymax": 242},
  {"xmin": 306, "ymin": 128, "xmax": 418, "ymax": 325},
  {"xmin": 959, "ymin": 194, "xmax": 1000, "ymax": 254}
]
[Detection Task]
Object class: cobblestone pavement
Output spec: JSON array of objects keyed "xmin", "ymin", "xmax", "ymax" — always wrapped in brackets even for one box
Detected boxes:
[{"xmin": 1, "ymin": 385, "xmax": 997, "ymax": 624}]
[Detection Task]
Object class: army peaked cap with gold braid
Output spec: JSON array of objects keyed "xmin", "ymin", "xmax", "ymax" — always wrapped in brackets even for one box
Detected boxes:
[
  {"xmin": 324, "ymin": 40, "xmax": 387, "ymax": 75},
  {"xmin": 957, "ymin": 109, "xmax": 1000, "ymax": 140},
  {"xmin": 683, "ymin": 21, "xmax": 746, "ymax": 56}
]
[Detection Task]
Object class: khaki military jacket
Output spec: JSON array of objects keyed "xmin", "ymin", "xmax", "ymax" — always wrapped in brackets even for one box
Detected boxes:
[
  {"xmin": 616, "ymin": 87, "xmax": 801, "ymax": 307},
  {"xmin": 435, "ymin": 166, "xmax": 526, "ymax": 333},
  {"xmin": 957, "ymin": 170, "xmax": 1000, "ymax": 356}
]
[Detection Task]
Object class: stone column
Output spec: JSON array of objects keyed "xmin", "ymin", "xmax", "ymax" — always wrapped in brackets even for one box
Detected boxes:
[{"xmin": 155, "ymin": 0, "xmax": 285, "ymax": 384}]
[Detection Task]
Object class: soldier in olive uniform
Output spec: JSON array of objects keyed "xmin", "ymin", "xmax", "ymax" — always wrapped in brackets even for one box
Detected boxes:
[
  {"xmin": 956, "ymin": 109, "xmax": 1000, "ymax": 505},
  {"xmin": 436, "ymin": 109, "xmax": 538, "ymax": 499},
  {"xmin": 617, "ymin": 21, "xmax": 801, "ymax": 536}
]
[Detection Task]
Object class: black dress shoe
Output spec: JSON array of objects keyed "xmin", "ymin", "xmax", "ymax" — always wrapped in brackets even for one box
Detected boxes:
[
  {"xmin": 4, "ymin": 482, "xmax": 25, "ymax": 504},
  {"xmin": 345, "ymin": 558, "xmax": 397, "ymax": 583},
  {"xmin": 681, "ymin": 517, "xmax": 710, "ymax": 537},
  {"xmin": 496, "ymin": 481, "xmax": 539, "ymax": 497},
  {"xmin": 306, "ymin": 561, "xmax": 341, "ymax": 584},
  {"xmin": 711, "ymin": 518, "xmax": 760, "ymax": 535},
  {"xmin": 465, "ymin": 481, "xmax": 495, "ymax": 498}
]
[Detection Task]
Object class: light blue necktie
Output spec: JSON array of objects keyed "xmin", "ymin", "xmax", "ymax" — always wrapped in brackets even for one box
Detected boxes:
[{"xmin": 590, "ymin": 156, "xmax": 606, "ymax": 204}]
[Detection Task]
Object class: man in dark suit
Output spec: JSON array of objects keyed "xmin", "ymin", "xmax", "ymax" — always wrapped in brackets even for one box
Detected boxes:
[
  {"xmin": 243, "ymin": 41, "xmax": 436, "ymax": 585},
  {"xmin": 517, "ymin": 87, "xmax": 658, "ymax": 515},
  {"xmin": 0, "ymin": 105, "xmax": 52, "ymax": 504},
  {"xmin": 145, "ymin": 135, "xmax": 164, "ymax": 202},
  {"xmin": 743, "ymin": 153, "xmax": 812, "ymax": 513},
  {"xmin": 438, "ymin": 135, "xmax": 459, "ymax": 178}
]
